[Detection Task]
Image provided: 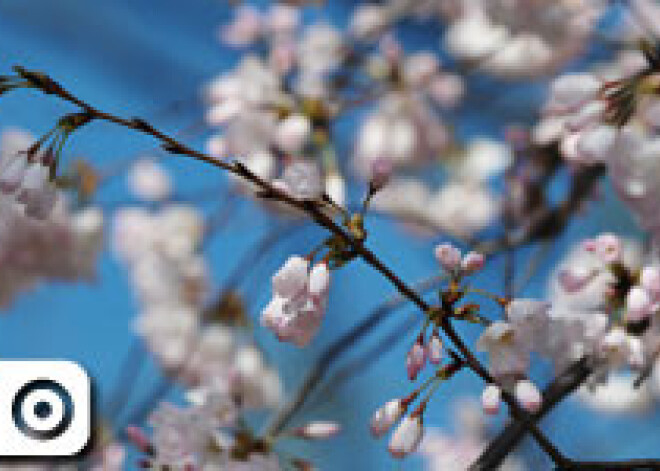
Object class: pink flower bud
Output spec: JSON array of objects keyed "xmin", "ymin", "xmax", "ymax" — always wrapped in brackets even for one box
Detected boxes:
[
  {"xmin": 626, "ymin": 286, "xmax": 653, "ymax": 323},
  {"xmin": 388, "ymin": 415, "xmax": 423, "ymax": 458},
  {"xmin": 428, "ymin": 331, "xmax": 443, "ymax": 365},
  {"xmin": 406, "ymin": 336, "xmax": 427, "ymax": 381},
  {"xmin": 370, "ymin": 399, "xmax": 405, "ymax": 437},
  {"xmin": 461, "ymin": 251, "xmax": 485, "ymax": 274},
  {"xmin": 370, "ymin": 158, "xmax": 392, "ymax": 190},
  {"xmin": 514, "ymin": 380, "xmax": 542, "ymax": 414},
  {"xmin": 294, "ymin": 421, "xmax": 341, "ymax": 440},
  {"xmin": 641, "ymin": 266, "xmax": 660, "ymax": 297},
  {"xmin": 481, "ymin": 384, "xmax": 502, "ymax": 415},
  {"xmin": 434, "ymin": 243, "xmax": 461, "ymax": 271}
]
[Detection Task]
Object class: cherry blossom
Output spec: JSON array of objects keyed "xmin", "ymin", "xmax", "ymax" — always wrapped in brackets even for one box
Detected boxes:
[{"xmin": 261, "ymin": 257, "xmax": 330, "ymax": 347}]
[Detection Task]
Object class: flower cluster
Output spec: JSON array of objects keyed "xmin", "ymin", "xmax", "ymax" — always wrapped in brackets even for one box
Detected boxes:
[
  {"xmin": 0, "ymin": 127, "xmax": 58, "ymax": 219},
  {"xmin": 441, "ymin": 0, "xmax": 605, "ymax": 78},
  {"xmin": 420, "ymin": 399, "xmax": 525, "ymax": 471},
  {"xmin": 261, "ymin": 255, "xmax": 331, "ymax": 347},
  {"xmin": 371, "ymin": 138, "xmax": 508, "ymax": 238},
  {"xmin": 0, "ymin": 128, "xmax": 103, "ymax": 306},
  {"xmin": 113, "ymin": 162, "xmax": 283, "ymax": 417}
]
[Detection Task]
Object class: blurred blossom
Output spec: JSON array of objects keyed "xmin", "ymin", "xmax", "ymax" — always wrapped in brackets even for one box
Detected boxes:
[
  {"xmin": 420, "ymin": 400, "xmax": 525, "ymax": 471},
  {"xmin": 128, "ymin": 159, "xmax": 172, "ymax": 202},
  {"xmin": 113, "ymin": 198, "xmax": 282, "ymax": 410},
  {"xmin": 0, "ymin": 128, "xmax": 103, "ymax": 306},
  {"xmin": 577, "ymin": 374, "xmax": 653, "ymax": 414},
  {"xmin": 442, "ymin": 0, "xmax": 605, "ymax": 78}
]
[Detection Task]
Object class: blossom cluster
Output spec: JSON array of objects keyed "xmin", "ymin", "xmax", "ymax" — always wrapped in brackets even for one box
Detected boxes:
[
  {"xmin": 0, "ymin": 128, "xmax": 103, "ymax": 306},
  {"xmin": 113, "ymin": 162, "xmax": 286, "ymax": 467}
]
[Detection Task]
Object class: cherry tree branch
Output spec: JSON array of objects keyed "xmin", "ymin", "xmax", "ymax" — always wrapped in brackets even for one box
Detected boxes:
[
  {"xmin": 6, "ymin": 67, "xmax": 586, "ymax": 468},
  {"xmin": 472, "ymin": 357, "xmax": 660, "ymax": 470},
  {"xmin": 263, "ymin": 275, "xmax": 444, "ymax": 437}
]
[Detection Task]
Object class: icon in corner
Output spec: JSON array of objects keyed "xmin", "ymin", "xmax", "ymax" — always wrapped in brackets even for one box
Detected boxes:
[{"xmin": 0, "ymin": 360, "xmax": 91, "ymax": 456}]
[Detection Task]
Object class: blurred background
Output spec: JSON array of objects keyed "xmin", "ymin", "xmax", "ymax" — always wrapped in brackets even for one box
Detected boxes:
[{"xmin": 0, "ymin": 0, "xmax": 658, "ymax": 469}]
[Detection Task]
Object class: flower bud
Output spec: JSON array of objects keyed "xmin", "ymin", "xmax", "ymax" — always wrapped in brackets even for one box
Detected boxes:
[
  {"xmin": 370, "ymin": 399, "xmax": 405, "ymax": 437},
  {"xmin": 406, "ymin": 336, "xmax": 427, "ymax": 381},
  {"xmin": 481, "ymin": 384, "xmax": 502, "ymax": 415},
  {"xmin": 369, "ymin": 158, "xmax": 392, "ymax": 191},
  {"xmin": 514, "ymin": 380, "xmax": 542, "ymax": 414},
  {"xmin": 461, "ymin": 251, "xmax": 484, "ymax": 274},
  {"xmin": 428, "ymin": 331, "xmax": 443, "ymax": 365},
  {"xmin": 434, "ymin": 243, "xmax": 461, "ymax": 271},
  {"xmin": 388, "ymin": 415, "xmax": 423, "ymax": 458},
  {"xmin": 294, "ymin": 421, "xmax": 341, "ymax": 440}
]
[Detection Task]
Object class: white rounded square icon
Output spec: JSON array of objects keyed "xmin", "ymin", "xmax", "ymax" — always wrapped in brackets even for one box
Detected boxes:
[{"xmin": 0, "ymin": 360, "xmax": 91, "ymax": 456}]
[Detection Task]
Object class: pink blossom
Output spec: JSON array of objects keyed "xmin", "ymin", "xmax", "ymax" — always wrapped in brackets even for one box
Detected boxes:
[
  {"xmin": 350, "ymin": 5, "xmax": 389, "ymax": 39},
  {"xmin": 625, "ymin": 286, "xmax": 654, "ymax": 322},
  {"xmin": 221, "ymin": 5, "xmax": 263, "ymax": 46},
  {"xmin": 128, "ymin": 159, "xmax": 172, "ymax": 202},
  {"xmin": 266, "ymin": 4, "xmax": 299, "ymax": 36},
  {"xmin": 261, "ymin": 257, "xmax": 331, "ymax": 347},
  {"xmin": 641, "ymin": 266, "xmax": 660, "ymax": 297},
  {"xmin": 272, "ymin": 255, "xmax": 309, "ymax": 298},
  {"xmin": 282, "ymin": 161, "xmax": 323, "ymax": 200},
  {"xmin": 476, "ymin": 322, "xmax": 530, "ymax": 380},
  {"xmin": 547, "ymin": 73, "xmax": 601, "ymax": 112}
]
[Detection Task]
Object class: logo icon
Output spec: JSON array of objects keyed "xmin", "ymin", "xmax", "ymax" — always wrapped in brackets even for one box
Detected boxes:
[{"xmin": 0, "ymin": 360, "xmax": 91, "ymax": 456}]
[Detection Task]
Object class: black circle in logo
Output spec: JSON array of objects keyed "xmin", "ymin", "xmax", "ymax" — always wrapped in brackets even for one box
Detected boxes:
[{"xmin": 12, "ymin": 379, "xmax": 74, "ymax": 441}]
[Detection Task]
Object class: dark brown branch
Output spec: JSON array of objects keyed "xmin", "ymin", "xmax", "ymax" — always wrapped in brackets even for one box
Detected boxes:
[
  {"xmin": 12, "ymin": 67, "xmax": 570, "ymax": 466},
  {"xmin": 472, "ymin": 357, "xmax": 660, "ymax": 470},
  {"xmin": 470, "ymin": 358, "xmax": 592, "ymax": 471}
]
